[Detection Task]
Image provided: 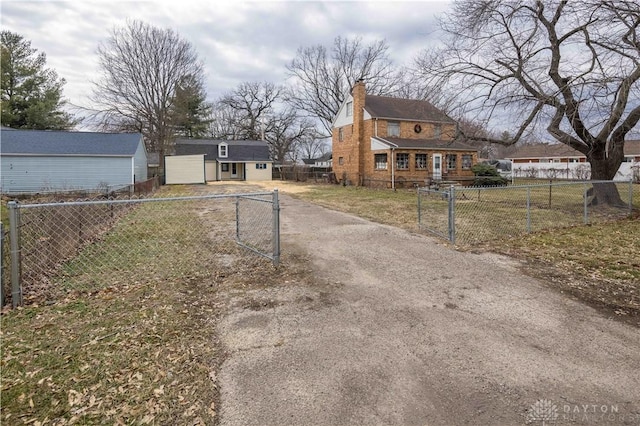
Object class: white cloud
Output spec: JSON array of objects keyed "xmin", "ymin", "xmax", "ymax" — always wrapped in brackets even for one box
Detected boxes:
[{"xmin": 1, "ymin": 0, "xmax": 452, "ymax": 120}]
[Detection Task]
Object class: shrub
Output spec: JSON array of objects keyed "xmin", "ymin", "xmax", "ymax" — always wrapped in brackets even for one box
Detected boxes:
[{"xmin": 471, "ymin": 163, "xmax": 509, "ymax": 186}]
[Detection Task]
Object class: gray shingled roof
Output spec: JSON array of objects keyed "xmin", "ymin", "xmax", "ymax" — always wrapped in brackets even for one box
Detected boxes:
[
  {"xmin": 1, "ymin": 129, "xmax": 143, "ymax": 156},
  {"xmin": 507, "ymin": 140, "xmax": 640, "ymax": 159},
  {"xmin": 364, "ymin": 95, "xmax": 455, "ymax": 123},
  {"xmin": 374, "ymin": 137, "xmax": 478, "ymax": 151},
  {"xmin": 174, "ymin": 139, "xmax": 271, "ymax": 162}
]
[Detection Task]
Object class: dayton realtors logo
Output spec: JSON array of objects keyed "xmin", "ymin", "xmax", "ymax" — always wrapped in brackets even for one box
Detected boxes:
[
  {"xmin": 527, "ymin": 399, "xmax": 639, "ymax": 424},
  {"xmin": 527, "ymin": 399, "xmax": 559, "ymax": 425}
]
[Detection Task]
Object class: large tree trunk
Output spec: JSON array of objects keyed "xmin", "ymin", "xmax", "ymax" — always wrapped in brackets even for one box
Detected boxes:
[{"xmin": 587, "ymin": 143, "xmax": 625, "ymax": 207}]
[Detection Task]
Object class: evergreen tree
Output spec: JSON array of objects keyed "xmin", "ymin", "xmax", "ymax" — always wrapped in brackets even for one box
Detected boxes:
[
  {"xmin": 171, "ymin": 74, "xmax": 212, "ymax": 139},
  {"xmin": 1, "ymin": 31, "xmax": 76, "ymax": 129}
]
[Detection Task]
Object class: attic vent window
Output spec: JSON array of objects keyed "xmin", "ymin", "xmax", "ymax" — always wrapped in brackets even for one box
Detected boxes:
[
  {"xmin": 433, "ymin": 124, "xmax": 442, "ymax": 139},
  {"xmin": 219, "ymin": 143, "xmax": 228, "ymax": 158},
  {"xmin": 346, "ymin": 101, "xmax": 353, "ymax": 117},
  {"xmin": 388, "ymin": 121, "xmax": 400, "ymax": 137}
]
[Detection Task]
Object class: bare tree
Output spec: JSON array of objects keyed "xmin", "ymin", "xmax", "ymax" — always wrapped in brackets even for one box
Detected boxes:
[
  {"xmin": 415, "ymin": 0, "xmax": 640, "ymax": 205},
  {"xmin": 210, "ymin": 81, "xmax": 318, "ymax": 164},
  {"xmin": 218, "ymin": 82, "xmax": 283, "ymax": 140},
  {"xmin": 268, "ymin": 110, "xmax": 317, "ymax": 165},
  {"xmin": 206, "ymin": 103, "xmax": 245, "ymax": 140},
  {"xmin": 297, "ymin": 135, "xmax": 330, "ymax": 160},
  {"xmin": 286, "ymin": 36, "xmax": 406, "ymax": 136},
  {"xmin": 91, "ymin": 20, "xmax": 205, "ymax": 160}
]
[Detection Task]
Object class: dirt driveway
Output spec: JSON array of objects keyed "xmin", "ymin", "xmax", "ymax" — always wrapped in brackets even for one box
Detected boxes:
[{"xmin": 216, "ymin": 191, "xmax": 640, "ymax": 425}]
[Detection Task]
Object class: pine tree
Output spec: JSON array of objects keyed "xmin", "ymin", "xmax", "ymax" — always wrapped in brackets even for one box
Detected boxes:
[{"xmin": 1, "ymin": 31, "xmax": 76, "ymax": 129}]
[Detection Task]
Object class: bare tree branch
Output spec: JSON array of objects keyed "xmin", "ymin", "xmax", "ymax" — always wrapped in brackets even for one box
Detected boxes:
[
  {"xmin": 414, "ymin": 0, "xmax": 640, "ymax": 204},
  {"xmin": 286, "ymin": 36, "xmax": 406, "ymax": 137},
  {"xmin": 91, "ymin": 20, "xmax": 205, "ymax": 158}
]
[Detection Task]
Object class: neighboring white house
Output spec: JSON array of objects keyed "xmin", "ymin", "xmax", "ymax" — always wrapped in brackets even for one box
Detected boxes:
[
  {"xmin": 1, "ymin": 128, "xmax": 148, "ymax": 194},
  {"xmin": 506, "ymin": 141, "xmax": 640, "ymax": 181},
  {"xmin": 167, "ymin": 139, "xmax": 272, "ymax": 183},
  {"xmin": 302, "ymin": 153, "xmax": 332, "ymax": 169}
]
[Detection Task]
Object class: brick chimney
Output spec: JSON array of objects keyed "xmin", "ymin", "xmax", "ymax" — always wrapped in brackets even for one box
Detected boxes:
[{"xmin": 351, "ymin": 79, "xmax": 366, "ymax": 184}]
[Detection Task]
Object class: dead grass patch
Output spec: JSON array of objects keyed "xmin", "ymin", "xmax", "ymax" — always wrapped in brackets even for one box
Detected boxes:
[{"xmin": 1, "ymin": 185, "xmax": 308, "ymax": 424}]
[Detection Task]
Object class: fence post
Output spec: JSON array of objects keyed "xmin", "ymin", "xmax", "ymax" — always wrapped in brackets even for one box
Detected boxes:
[
  {"xmin": 526, "ymin": 186, "xmax": 531, "ymax": 233},
  {"xmin": 583, "ymin": 182, "xmax": 589, "ymax": 224},
  {"xmin": 448, "ymin": 185, "xmax": 456, "ymax": 244},
  {"xmin": 0, "ymin": 222, "xmax": 4, "ymax": 307},
  {"xmin": 272, "ymin": 189, "xmax": 280, "ymax": 267},
  {"xmin": 8, "ymin": 201, "xmax": 22, "ymax": 308},
  {"xmin": 629, "ymin": 179, "xmax": 634, "ymax": 216},
  {"xmin": 417, "ymin": 188, "xmax": 422, "ymax": 228},
  {"xmin": 235, "ymin": 197, "xmax": 240, "ymax": 241}
]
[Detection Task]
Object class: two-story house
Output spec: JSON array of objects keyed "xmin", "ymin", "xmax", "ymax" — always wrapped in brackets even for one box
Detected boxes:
[{"xmin": 332, "ymin": 80, "xmax": 478, "ymax": 188}]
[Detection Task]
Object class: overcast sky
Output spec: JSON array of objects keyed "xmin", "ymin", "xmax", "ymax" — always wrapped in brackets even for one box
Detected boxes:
[{"xmin": 1, "ymin": 0, "xmax": 451, "ymax": 119}]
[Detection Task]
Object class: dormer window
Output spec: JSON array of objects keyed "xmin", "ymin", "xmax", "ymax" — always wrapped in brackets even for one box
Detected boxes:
[
  {"xmin": 346, "ymin": 101, "xmax": 353, "ymax": 117},
  {"xmin": 219, "ymin": 142, "xmax": 228, "ymax": 158}
]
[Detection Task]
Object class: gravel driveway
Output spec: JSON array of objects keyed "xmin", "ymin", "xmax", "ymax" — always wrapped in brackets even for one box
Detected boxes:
[{"xmin": 216, "ymin": 193, "xmax": 640, "ymax": 425}]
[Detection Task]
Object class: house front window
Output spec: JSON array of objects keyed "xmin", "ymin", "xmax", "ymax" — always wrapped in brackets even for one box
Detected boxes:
[
  {"xmin": 219, "ymin": 143, "xmax": 228, "ymax": 158},
  {"xmin": 396, "ymin": 153, "xmax": 409, "ymax": 170},
  {"xmin": 256, "ymin": 163, "xmax": 267, "ymax": 169},
  {"xmin": 446, "ymin": 154, "xmax": 457, "ymax": 170},
  {"xmin": 415, "ymin": 153, "xmax": 427, "ymax": 169},
  {"xmin": 375, "ymin": 153, "xmax": 387, "ymax": 170},
  {"xmin": 221, "ymin": 163, "xmax": 229, "ymax": 172},
  {"xmin": 462, "ymin": 154, "xmax": 473, "ymax": 170},
  {"xmin": 388, "ymin": 121, "xmax": 400, "ymax": 137},
  {"xmin": 346, "ymin": 101, "xmax": 353, "ymax": 117},
  {"xmin": 338, "ymin": 157, "xmax": 344, "ymax": 165}
]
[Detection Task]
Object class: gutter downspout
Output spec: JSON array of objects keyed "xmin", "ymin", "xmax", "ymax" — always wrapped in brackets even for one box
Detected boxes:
[{"xmin": 391, "ymin": 147, "xmax": 395, "ymax": 191}]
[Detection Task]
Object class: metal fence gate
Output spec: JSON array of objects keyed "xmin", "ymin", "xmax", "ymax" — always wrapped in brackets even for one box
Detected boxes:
[{"xmin": 2, "ymin": 190, "xmax": 280, "ymax": 308}]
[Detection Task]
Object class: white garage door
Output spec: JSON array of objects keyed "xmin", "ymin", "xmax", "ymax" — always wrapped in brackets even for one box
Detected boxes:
[{"xmin": 165, "ymin": 155, "xmax": 205, "ymax": 184}]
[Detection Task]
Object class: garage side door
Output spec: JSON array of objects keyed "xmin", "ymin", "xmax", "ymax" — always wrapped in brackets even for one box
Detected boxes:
[
  {"xmin": 165, "ymin": 155, "xmax": 205, "ymax": 184},
  {"xmin": 205, "ymin": 161, "xmax": 216, "ymax": 181}
]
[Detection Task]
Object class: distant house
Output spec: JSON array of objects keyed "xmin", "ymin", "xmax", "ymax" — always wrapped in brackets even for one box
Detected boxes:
[
  {"xmin": 301, "ymin": 153, "xmax": 332, "ymax": 169},
  {"xmin": 1, "ymin": 128, "xmax": 147, "ymax": 194},
  {"xmin": 332, "ymin": 80, "xmax": 479, "ymax": 188},
  {"xmin": 506, "ymin": 141, "xmax": 640, "ymax": 181},
  {"xmin": 165, "ymin": 139, "xmax": 272, "ymax": 184}
]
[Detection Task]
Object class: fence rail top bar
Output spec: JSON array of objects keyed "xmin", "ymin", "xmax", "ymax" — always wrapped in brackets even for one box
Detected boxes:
[
  {"xmin": 15, "ymin": 191, "xmax": 276, "ymax": 209},
  {"xmin": 418, "ymin": 179, "xmax": 632, "ymax": 192}
]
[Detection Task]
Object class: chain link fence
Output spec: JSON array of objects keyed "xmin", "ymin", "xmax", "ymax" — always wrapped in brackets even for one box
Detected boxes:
[
  {"xmin": 418, "ymin": 180, "xmax": 637, "ymax": 245},
  {"xmin": 2, "ymin": 188, "xmax": 279, "ymax": 308}
]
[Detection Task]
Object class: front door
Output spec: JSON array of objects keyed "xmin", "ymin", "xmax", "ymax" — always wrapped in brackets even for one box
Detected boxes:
[
  {"xmin": 433, "ymin": 154, "xmax": 442, "ymax": 180},
  {"xmin": 231, "ymin": 163, "xmax": 238, "ymax": 178}
]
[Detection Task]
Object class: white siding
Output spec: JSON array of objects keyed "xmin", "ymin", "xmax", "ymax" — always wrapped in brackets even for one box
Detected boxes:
[
  {"xmin": 245, "ymin": 162, "xmax": 273, "ymax": 181},
  {"xmin": 133, "ymin": 139, "xmax": 148, "ymax": 182},
  {"xmin": 1, "ymin": 155, "xmax": 132, "ymax": 193},
  {"xmin": 371, "ymin": 138, "xmax": 390, "ymax": 151},
  {"xmin": 333, "ymin": 94, "xmax": 355, "ymax": 128},
  {"xmin": 205, "ymin": 161, "xmax": 217, "ymax": 181},
  {"xmin": 164, "ymin": 155, "xmax": 205, "ymax": 184}
]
